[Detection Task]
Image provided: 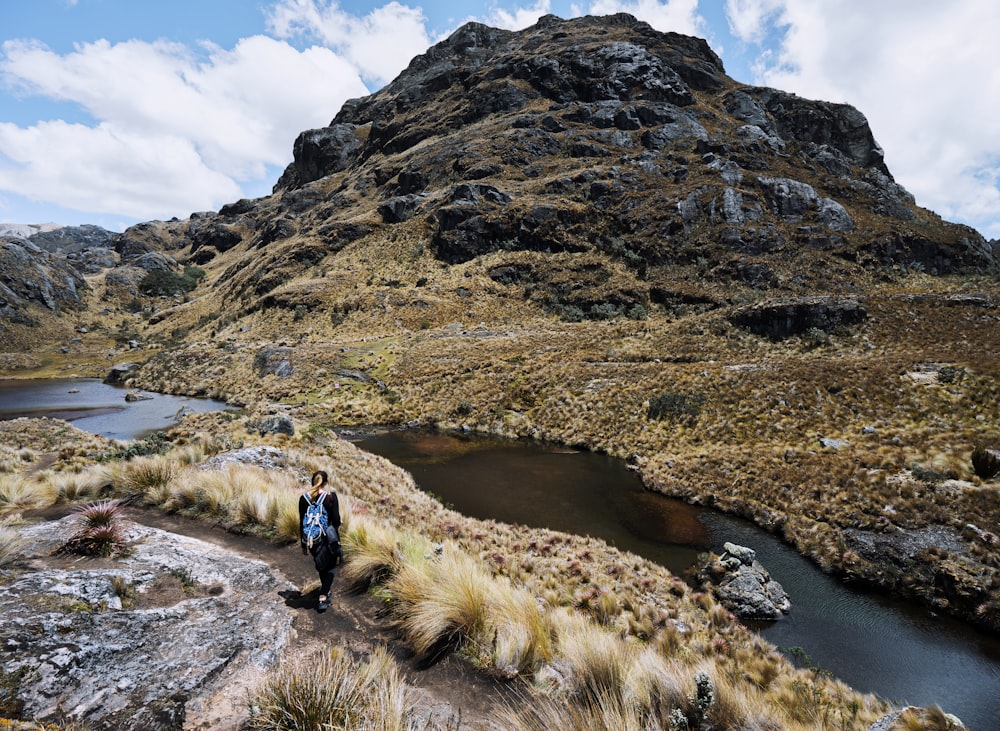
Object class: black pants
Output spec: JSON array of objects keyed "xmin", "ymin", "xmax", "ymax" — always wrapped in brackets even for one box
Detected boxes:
[{"xmin": 309, "ymin": 539, "xmax": 338, "ymax": 596}]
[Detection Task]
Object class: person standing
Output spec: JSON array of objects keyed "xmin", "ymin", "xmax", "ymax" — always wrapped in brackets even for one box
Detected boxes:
[{"xmin": 299, "ymin": 470, "xmax": 342, "ymax": 611}]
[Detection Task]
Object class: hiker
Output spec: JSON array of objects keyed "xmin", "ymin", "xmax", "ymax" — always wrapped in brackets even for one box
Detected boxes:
[{"xmin": 299, "ymin": 469, "xmax": 342, "ymax": 612}]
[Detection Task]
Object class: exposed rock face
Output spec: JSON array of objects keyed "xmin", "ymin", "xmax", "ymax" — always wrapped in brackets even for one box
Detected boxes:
[
  {"xmin": 729, "ymin": 295, "xmax": 868, "ymax": 338},
  {"xmin": 4, "ymin": 13, "xmax": 997, "ymax": 336},
  {"xmin": 27, "ymin": 224, "xmax": 116, "ymax": 254},
  {"xmin": 0, "ymin": 239, "xmax": 87, "ymax": 322},
  {"xmin": 104, "ymin": 362, "xmax": 141, "ymax": 385},
  {"xmin": 1, "ymin": 517, "xmax": 295, "ymax": 730},
  {"xmin": 257, "ymin": 11, "xmax": 995, "ymax": 298}
]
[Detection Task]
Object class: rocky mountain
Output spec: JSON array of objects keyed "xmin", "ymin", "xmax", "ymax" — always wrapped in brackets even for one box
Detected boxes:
[{"xmin": 2, "ymin": 13, "xmax": 999, "ymax": 637}]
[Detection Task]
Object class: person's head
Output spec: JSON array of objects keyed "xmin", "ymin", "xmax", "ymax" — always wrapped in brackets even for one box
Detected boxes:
[{"xmin": 310, "ymin": 470, "xmax": 329, "ymax": 498}]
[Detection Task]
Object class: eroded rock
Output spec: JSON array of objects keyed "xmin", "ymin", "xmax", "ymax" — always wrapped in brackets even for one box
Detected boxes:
[{"xmin": 1, "ymin": 517, "xmax": 295, "ymax": 730}]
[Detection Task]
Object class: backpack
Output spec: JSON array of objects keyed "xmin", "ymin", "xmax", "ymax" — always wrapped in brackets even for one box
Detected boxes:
[{"xmin": 302, "ymin": 492, "xmax": 330, "ymax": 548}]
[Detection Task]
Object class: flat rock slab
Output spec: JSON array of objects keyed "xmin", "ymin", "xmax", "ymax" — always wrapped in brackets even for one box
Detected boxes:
[{"xmin": 0, "ymin": 516, "xmax": 296, "ymax": 730}]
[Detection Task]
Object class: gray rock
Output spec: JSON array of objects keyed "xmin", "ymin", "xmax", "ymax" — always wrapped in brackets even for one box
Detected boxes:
[
  {"xmin": 699, "ymin": 543, "xmax": 791, "ymax": 621},
  {"xmin": 1, "ymin": 517, "xmax": 295, "ymax": 730},
  {"xmin": 200, "ymin": 446, "xmax": 289, "ymax": 471},
  {"xmin": 250, "ymin": 414, "xmax": 296, "ymax": 437},
  {"xmin": 104, "ymin": 362, "xmax": 140, "ymax": 385},
  {"xmin": 714, "ymin": 561, "xmax": 791, "ymax": 620},
  {"xmin": 729, "ymin": 295, "xmax": 868, "ymax": 339},
  {"xmin": 723, "ymin": 541, "xmax": 756, "ymax": 565},
  {"xmin": 0, "ymin": 239, "xmax": 87, "ymax": 314},
  {"xmin": 274, "ymin": 124, "xmax": 366, "ymax": 190}
]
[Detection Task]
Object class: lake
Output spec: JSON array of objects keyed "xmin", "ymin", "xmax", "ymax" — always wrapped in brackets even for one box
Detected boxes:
[{"xmin": 0, "ymin": 378, "xmax": 232, "ymax": 441}]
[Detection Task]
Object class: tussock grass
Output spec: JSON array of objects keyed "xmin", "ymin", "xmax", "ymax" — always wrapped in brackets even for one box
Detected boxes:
[
  {"xmin": 0, "ymin": 474, "xmax": 56, "ymax": 513},
  {"xmin": 49, "ymin": 465, "xmax": 112, "ymax": 502},
  {"xmin": 0, "ymin": 521, "xmax": 28, "ymax": 567},
  {"xmin": 388, "ymin": 544, "xmax": 494, "ymax": 659},
  {"xmin": 112, "ymin": 455, "xmax": 176, "ymax": 504},
  {"xmin": 544, "ymin": 607, "xmax": 630, "ymax": 701},
  {"xmin": 341, "ymin": 514, "xmax": 427, "ymax": 589},
  {"xmin": 247, "ymin": 645, "xmax": 410, "ymax": 731}
]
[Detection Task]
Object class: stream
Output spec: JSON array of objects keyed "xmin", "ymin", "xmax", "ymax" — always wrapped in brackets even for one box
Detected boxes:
[{"xmin": 354, "ymin": 429, "xmax": 1000, "ymax": 730}]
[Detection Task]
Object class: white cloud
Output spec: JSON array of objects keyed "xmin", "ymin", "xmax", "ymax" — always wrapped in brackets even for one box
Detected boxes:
[
  {"xmin": 0, "ymin": 120, "xmax": 241, "ymax": 219},
  {"xmin": 723, "ymin": 0, "xmax": 784, "ymax": 43},
  {"xmin": 483, "ymin": 1, "xmax": 554, "ymax": 30},
  {"xmin": 725, "ymin": 0, "xmax": 1000, "ymax": 238},
  {"xmin": 578, "ymin": 0, "xmax": 706, "ymax": 37},
  {"xmin": 266, "ymin": 0, "xmax": 431, "ymax": 87},
  {"xmin": 0, "ymin": 35, "xmax": 368, "ymax": 220}
]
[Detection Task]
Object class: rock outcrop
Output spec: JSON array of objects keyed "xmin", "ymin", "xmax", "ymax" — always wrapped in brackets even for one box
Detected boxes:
[
  {"xmin": 0, "ymin": 239, "xmax": 87, "ymax": 323},
  {"xmin": 696, "ymin": 542, "xmax": 791, "ymax": 621},
  {"xmin": 1, "ymin": 516, "xmax": 295, "ymax": 730}
]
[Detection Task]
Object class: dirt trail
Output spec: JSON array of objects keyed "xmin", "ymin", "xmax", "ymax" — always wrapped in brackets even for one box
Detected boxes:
[{"xmin": 34, "ymin": 505, "xmax": 520, "ymax": 730}]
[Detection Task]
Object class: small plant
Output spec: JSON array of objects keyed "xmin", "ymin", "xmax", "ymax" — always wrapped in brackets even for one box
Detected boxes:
[
  {"xmin": 109, "ymin": 575, "xmax": 137, "ymax": 608},
  {"xmin": 971, "ymin": 445, "xmax": 1000, "ymax": 479},
  {"xmin": 169, "ymin": 565, "xmax": 198, "ymax": 595},
  {"xmin": 61, "ymin": 500, "xmax": 131, "ymax": 557},
  {"xmin": 647, "ymin": 392, "xmax": 704, "ymax": 422}
]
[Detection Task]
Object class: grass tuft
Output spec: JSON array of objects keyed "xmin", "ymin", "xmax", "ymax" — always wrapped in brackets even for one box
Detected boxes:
[{"xmin": 247, "ymin": 645, "xmax": 410, "ymax": 731}]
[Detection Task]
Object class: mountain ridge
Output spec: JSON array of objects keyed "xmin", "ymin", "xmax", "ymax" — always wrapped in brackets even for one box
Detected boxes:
[{"xmin": 2, "ymin": 12, "xmax": 999, "ymax": 641}]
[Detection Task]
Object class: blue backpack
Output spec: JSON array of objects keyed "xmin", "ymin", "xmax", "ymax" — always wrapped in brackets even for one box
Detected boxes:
[{"xmin": 302, "ymin": 493, "xmax": 330, "ymax": 548}]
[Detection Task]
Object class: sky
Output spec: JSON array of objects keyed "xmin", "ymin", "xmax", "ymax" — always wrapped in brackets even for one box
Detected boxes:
[{"xmin": 1, "ymin": 0, "xmax": 998, "ymax": 239}]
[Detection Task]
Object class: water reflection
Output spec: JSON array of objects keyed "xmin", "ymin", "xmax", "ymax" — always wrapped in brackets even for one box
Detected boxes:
[{"xmin": 356, "ymin": 429, "xmax": 1000, "ymax": 730}]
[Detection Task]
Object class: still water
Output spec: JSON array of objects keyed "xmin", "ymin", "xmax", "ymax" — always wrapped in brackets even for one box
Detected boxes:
[
  {"xmin": 0, "ymin": 378, "xmax": 232, "ymax": 441},
  {"xmin": 355, "ymin": 430, "xmax": 1000, "ymax": 730}
]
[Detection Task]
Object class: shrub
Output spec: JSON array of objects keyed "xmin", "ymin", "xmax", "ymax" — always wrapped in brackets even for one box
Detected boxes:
[
  {"xmin": 137, "ymin": 266, "xmax": 205, "ymax": 297},
  {"xmin": 971, "ymin": 446, "xmax": 1000, "ymax": 479},
  {"xmin": 647, "ymin": 392, "xmax": 704, "ymax": 422}
]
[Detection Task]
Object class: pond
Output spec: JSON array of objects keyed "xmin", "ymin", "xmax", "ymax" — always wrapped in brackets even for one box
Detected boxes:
[
  {"xmin": 354, "ymin": 429, "xmax": 1000, "ymax": 730},
  {"xmin": 0, "ymin": 378, "xmax": 233, "ymax": 441}
]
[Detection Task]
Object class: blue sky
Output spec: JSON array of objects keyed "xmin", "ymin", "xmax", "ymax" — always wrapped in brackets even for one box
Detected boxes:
[{"xmin": 1, "ymin": 0, "xmax": 998, "ymax": 239}]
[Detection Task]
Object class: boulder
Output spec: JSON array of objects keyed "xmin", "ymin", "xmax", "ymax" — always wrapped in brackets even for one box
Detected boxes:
[
  {"xmin": 251, "ymin": 414, "xmax": 296, "ymax": 437},
  {"xmin": 104, "ymin": 362, "xmax": 141, "ymax": 385},
  {"xmin": 273, "ymin": 124, "xmax": 366, "ymax": 191},
  {"xmin": 698, "ymin": 542, "xmax": 791, "ymax": 621}
]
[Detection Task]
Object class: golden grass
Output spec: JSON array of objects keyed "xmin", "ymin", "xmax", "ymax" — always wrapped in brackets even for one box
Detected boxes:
[
  {"xmin": 0, "ymin": 521, "xmax": 28, "ymax": 567},
  {"xmin": 0, "ymin": 419, "xmax": 930, "ymax": 727},
  {"xmin": 247, "ymin": 645, "xmax": 410, "ymax": 731},
  {"xmin": 0, "ymin": 474, "xmax": 56, "ymax": 514},
  {"xmin": 48, "ymin": 465, "xmax": 112, "ymax": 502},
  {"xmin": 388, "ymin": 544, "xmax": 495, "ymax": 660}
]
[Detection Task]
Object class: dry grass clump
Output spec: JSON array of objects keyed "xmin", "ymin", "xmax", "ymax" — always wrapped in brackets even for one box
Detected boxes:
[
  {"xmin": 247, "ymin": 645, "xmax": 411, "ymax": 731},
  {"xmin": 110, "ymin": 454, "xmax": 176, "ymax": 505},
  {"xmin": 0, "ymin": 521, "xmax": 28, "ymax": 568},
  {"xmin": 48, "ymin": 465, "xmax": 113, "ymax": 502},
  {"xmin": 0, "ymin": 474, "xmax": 56, "ymax": 514}
]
